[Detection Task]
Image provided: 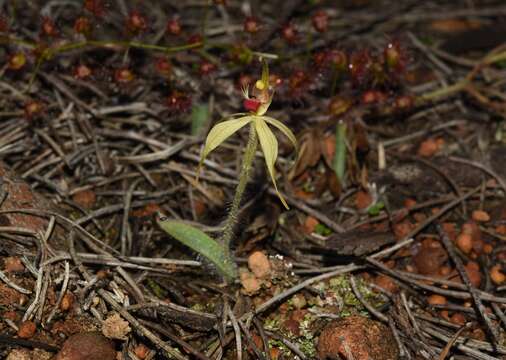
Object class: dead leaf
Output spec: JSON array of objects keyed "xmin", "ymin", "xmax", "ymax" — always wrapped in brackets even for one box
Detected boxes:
[{"xmin": 289, "ymin": 128, "xmax": 322, "ymax": 179}]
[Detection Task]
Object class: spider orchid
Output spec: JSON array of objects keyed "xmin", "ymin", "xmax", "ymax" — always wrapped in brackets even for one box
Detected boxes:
[{"xmin": 199, "ymin": 60, "xmax": 297, "ymax": 208}]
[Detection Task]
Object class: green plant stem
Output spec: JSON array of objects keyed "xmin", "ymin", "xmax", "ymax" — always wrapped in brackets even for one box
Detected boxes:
[
  {"xmin": 220, "ymin": 124, "xmax": 258, "ymax": 254},
  {"xmin": 417, "ymin": 79, "xmax": 469, "ymax": 104},
  {"xmin": 333, "ymin": 121, "xmax": 347, "ymax": 186}
]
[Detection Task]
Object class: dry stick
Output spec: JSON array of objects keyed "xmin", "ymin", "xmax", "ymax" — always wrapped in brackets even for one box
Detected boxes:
[
  {"xmin": 67, "ymin": 232, "xmax": 188, "ymax": 360},
  {"xmin": 408, "ymin": 32, "xmax": 453, "ymax": 75},
  {"xmin": 423, "ymin": 325, "xmax": 499, "ymax": 360},
  {"xmin": 449, "ymin": 156, "xmax": 506, "ymax": 193},
  {"xmin": 491, "ymin": 303, "xmax": 506, "ymax": 333},
  {"xmin": 120, "ymin": 178, "xmax": 142, "ymax": 255},
  {"xmin": 388, "ymin": 317, "xmax": 408, "ymax": 359},
  {"xmin": 437, "ymin": 324, "xmax": 472, "ymax": 360},
  {"xmin": 0, "ymin": 268, "xmax": 31, "ymax": 294},
  {"xmin": 251, "ymin": 187, "xmax": 479, "ymax": 319},
  {"xmin": 250, "ymin": 263, "xmax": 360, "ymax": 318},
  {"xmin": 0, "ymin": 335, "xmax": 59, "ymax": 352},
  {"xmin": 253, "ymin": 318, "xmax": 272, "ymax": 360},
  {"xmin": 369, "ymin": 186, "xmax": 480, "ymax": 260},
  {"xmin": 264, "ymin": 331, "xmax": 308, "ymax": 360},
  {"xmin": 45, "ymin": 261, "xmax": 70, "ymax": 325},
  {"xmin": 403, "ymin": 155, "xmax": 467, "ymax": 216},
  {"xmin": 368, "ymin": 257, "xmax": 506, "ymax": 303},
  {"xmin": 400, "ymin": 271, "xmax": 506, "ymax": 303},
  {"xmin": 137, "ymin": 319, "xmax": 211, "ymax": 360},
  {"xmin": 225, "ymin": 303, "xmax": 242, "ymax": 360},
  {"xmin": 436, "ymin": 223, "xmax": 500, "ymax": 345},
  {"xmin": 400, "ymin": 291, "xmax": 421, "ymax": 334},
  {"xmin": 99, "ymin": 290, "xmax": 189, "ymax": 360},
  {"xmin": 349, "ymin": 275, "xmax": 388, "ymax": 322},
  {"xmin": 270, "ymin": 188, "xmax": 345, "ymax": 233},
  {"xmin": 237, "ymin": 320, "xmax": 267, "ymax": 360}
]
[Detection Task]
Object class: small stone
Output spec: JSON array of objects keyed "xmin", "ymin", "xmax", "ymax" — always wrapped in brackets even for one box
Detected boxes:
[
  {"xmin": 6, "ymin": 349, "xmax": 31, "ymax": 360},
  {"xmin": 456, "ymin": 233, "xmax": 473, "ymax": 254},
  {"xmin": 472, "ymin": 210, "xmax": 490, "ymax": 222},
  {"xmin": 465, "ymin": 261, "xmax": 482, "ymax": 287},
  {"xmin": 54, "ymin": 332, "xmax": 116, "ymax": 360},
  {"xmin": 490, "ymin": 265, "xmax": 506, "ymax": 285},
  {"xmin": 17, "ymin": 320, "xmax": 36, "ymax": 339},
  {"xmin": 60, "ymin": 292, "xmax": 75, "ymax": 312},
  {"xmin": 4, "ymin": 257, "xmax": 24, "ymax": 272},
  {"xmin": 247, "ymin": 251, "xmax": 271, "ymax": 279},
  {"xmin": 374, "ymin": 274, "xmax": 398, "ymax": 293},
  {"xmin": 412, "ymin": 246, "xmax": 447, "ymax": 275},
  {"xmin": 355, "ymin": 191, "xmax": 372, "ymax": 210},
  {"xmin": 72, "ymin": 190, "xmax": 96, "ymax": 209},
  {"xmin": 450, "ymin": 312, "xmax": 466, "ymax": 326},
  {"xmin": 317, "ymin": 316, "xmax": 399, "ymax": 360},
  {"xmin": 240, "ymin": 270, "xmax": 261, "ymax": 294},
  {"xmin": 427, "ymin": 294, "xmax": 447, "ymax": 305},
  {"xmin": 133, "ymin": 344, "xmax": 149, "ymax": 359},
  {"xmin": 417, "ymin": 138, "xmax": 441, "ymax": 157}
]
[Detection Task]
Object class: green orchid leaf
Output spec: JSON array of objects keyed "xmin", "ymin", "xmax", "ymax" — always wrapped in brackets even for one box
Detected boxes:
[
  {"xmin": 254, "ymin": 117, "xmax": 289, "ymax": 209},
  {"xmin": 199, "ymin": 116, "xmax": 253, "ymax": 171},
  {"xmin": 156, "ymin": 214, "xmax": 237, "ymax": 280}
]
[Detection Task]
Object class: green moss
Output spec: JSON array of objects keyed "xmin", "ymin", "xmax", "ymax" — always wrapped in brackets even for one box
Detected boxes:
[{"xmin": 145, "ymin": 279, "xmax": 168, "ymax": 299}]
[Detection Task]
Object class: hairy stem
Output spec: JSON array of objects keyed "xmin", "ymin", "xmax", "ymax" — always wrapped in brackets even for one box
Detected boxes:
[{"xmin": 220, "ymin": 124, "xmax": 258, "ymax": 254}]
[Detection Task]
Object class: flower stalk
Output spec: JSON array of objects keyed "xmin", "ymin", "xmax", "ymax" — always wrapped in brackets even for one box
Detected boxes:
[{"xmin": 220, "ymin": 124, "xmax": 258, "ymax": 253}]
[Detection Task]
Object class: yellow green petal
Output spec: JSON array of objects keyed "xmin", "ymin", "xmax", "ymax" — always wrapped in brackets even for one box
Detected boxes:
[
  {"xmin": 198, "ymin": 116, "xmax": 253, "ymax": 172},
  {"xmin": 254, "ymin": 117, "xmax": 289, "ymax": 209},
  {"xmin": 262, "ymin": 116, "xmax": 298, "ymax": 155},
  {"xmin": 255, "ymin": 95, "xmax": 272, "ymax": 116}
]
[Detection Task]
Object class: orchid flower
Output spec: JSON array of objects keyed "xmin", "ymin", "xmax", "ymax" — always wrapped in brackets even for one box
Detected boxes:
[{"xmin": 199, "ymin": 60, "xmax": 297, "ymax": 208}]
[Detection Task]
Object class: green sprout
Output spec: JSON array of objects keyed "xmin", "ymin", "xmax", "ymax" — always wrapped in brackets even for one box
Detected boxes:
[{"xmin": 158, "ymin": 60, "xmax": 297, "ymax": 281}]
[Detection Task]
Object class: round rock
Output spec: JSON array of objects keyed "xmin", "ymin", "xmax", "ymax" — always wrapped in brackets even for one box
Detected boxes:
[
  {"xmin": 317, "ymin": 315, "xmax": 399, "ymax": 360},
  {"xmin": 54, "ymin": 332, "xmax": 116, "ymax": 360}
]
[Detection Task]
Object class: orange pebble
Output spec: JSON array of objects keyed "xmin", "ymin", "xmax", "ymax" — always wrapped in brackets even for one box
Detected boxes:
[
  {"xmin": 456, "ymin": 233, "xmax": 473, "ymax": 254},
  {"xmin": 472, "ymin": 210, "xmax": 490, "ymax": 222},
  {"xmin": 303, "ymin": 216, "xmax": 319, "ymax": 234},
  {"xmin": 355, "ymin": 191, "xmax": 372, "ymax": 210},
  {"xmin": 465, "ymin": 262, "xmax": 482, "ymax": 287},
  {"xmin": 440, "ymin": 310, "xmax": 450, "ymax": 321},
  {"xmin": 418, "ymin": 138, "xmax": 439, "ymax": 157},
  {"xmin": 60, "ymin": 292, "xmax": 75, "ymax": 312},
  {"xmin": 439, "ymin": 266, "xmax": 452, "ymax": 276},
  {"xmin": 490, "ymin": 265, "xmax": 506, "ymax": 285},
  {"xmin": 450, "ymin": 313, "xmax": 466, "ymax": 326},
  {"xmin": 497, "ymin": 225, "xmax": 506, "ymax": 235},
  {"xmin": 270, "ymin": 347, "xmax": 281, "ymax": 360},
  {"xmin": 404, "ymin": 198, "xmax": 417, "ymax": 208},
  {"xmin": 428, "ymin": 294, "xmax": 447, "ymax": 305},
  {"xmin": 374, "ymin": 275, "xmax": 398, "ymax": 294},
  {"xmin": 483, "ymin": 244, "xmax": 493, "ymax": 254},
  {"xmin": 72, "ymin": 189, "xmax": 97, "ymax": 209},
  {"xmin": 17, "ymin": 321, "xmax": 36, "ymax": 339}
]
